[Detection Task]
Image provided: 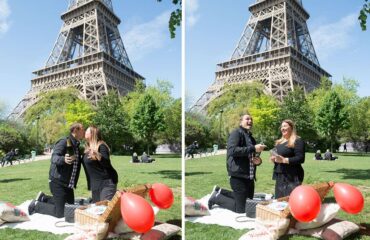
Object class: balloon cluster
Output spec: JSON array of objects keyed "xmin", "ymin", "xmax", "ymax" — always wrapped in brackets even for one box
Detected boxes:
[
  {"xmin": 120, "ymin": 183, "xmax": 174, "ymax": 233},
  {"xmin": 289, "ymin": 183, "xmax": 364, "ymax": 222}
]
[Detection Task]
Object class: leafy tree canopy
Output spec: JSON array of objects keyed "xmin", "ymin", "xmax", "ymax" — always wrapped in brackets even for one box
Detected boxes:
[
  {"xmin": 65, "ymin": 99, "xmax": 95, "ymax": 127},
  {"xmin": 315, "ymin": 91, "xmax": 349, "ymax": 151},
  {"xmin": 359, "ymin": 0, "xmax": 370, "ymax": 30},
  {"xmin": 157, "ymin": 0, "xmax": 182, "ymax": 38},
  {"xmin": 249, "ymin": 95, "xmax": 280, "ymax": 146},
  {"xmin": 207, "ymin": 82, "xmax": 265, "ymax": 134},
  {"xmin": 131, "ymin": 93, "xmax": 165, "ymax": 152},
  {"xmin": 93, "ymin": 91, "xmax": 130, "ymax": 152}
]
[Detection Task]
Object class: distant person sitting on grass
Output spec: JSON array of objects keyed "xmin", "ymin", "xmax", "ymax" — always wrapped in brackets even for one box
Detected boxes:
[
  {"xmin": 141, "ymin": 152, "xmax": 155, "ymax": 163},
  {"xmin": 315, "ymin": 150, "xmax": 323, "ymax": 160},
  {"xmin": 132, "ymin": 152, "xmax": 140, "ymax": 163},
  {"xmin": 324, "ymin": 149, "xmax": 338, "ymax": 161}
]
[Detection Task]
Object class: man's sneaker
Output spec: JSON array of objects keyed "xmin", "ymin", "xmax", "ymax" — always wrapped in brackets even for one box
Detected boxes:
[
  {"xmin": 207, "ymin": 185, "xmax": 220, "ymax": 210},
  {"xmin": 35, "ymin": 191, "xmax": 46, "ymax": 202},
  {"xmin": 28, "ymin": 200, "xmax": 37, "ymax": 215}
]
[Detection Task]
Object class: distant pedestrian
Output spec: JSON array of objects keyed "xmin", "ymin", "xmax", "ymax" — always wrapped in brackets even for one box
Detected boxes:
[{"xmin": 343, "ymin": 143, "xmax": 347, "ymax": 152}]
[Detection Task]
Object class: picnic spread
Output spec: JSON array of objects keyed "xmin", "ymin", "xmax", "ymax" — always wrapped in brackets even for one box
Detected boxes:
[
  {"xmin": 0, "ymin": 183, "xmax": 181, "ymax": 240},
  {"xmin": 186, "ymin": 181, "xmax": 368, "ymax": 240}
]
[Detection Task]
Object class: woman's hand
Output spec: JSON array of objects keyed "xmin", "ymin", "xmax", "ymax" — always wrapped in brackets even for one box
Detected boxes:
[
  {"xmin": 274, "ymin": 155, "xmax": 289, "ymax": 164},
  {"xmin": 270, "ymin": 156, "xmax": 276, "ymax": 163}
]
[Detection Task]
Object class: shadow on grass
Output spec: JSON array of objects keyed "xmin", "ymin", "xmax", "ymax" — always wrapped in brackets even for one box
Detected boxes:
[
  {"xmin": 153, "ymin": 154, "xmax": 181, "ymax": 158},
  {"xmin": 145, "ymin": 170, "xmax": 181, "ymax": 180},
  {"xmin": 324, "ymin": 168, "xmax": 370, "ymax": 180},
  {"xmin": 0, "ymin": 178, "xmax": 31, "ymax": 183},
  {"xmin": 185, "ymin": 172, "xmax": 212, "ymax": 176},
  {"xmin": 336, "ymin": 153, "xmax": 370, "ymax": 157}
]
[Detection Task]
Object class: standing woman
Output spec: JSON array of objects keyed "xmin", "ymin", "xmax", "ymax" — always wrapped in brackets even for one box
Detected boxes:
[
  {"xmin": 84, "ymin": 126, "xmax": 118, "ymax": 202},
  {"xmin": 271, "ymin": 119, "xmax": 305, "ymax": 198}
]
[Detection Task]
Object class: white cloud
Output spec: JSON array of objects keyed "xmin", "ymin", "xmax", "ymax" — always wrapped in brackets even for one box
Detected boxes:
[
  {"xmin": 186, "ymin": 0, "xmax": 199, "ymax": 28},
  {"xmin": 123, "ymin": 11, "xmax": 170, "ymax": 61},
  {"xmin": 311, "ymin": 13, "xmax": 357, "ymax": 59},
  {"xmin": 0, "ymin": 0, "xmax": 10, "ymax": 35}
]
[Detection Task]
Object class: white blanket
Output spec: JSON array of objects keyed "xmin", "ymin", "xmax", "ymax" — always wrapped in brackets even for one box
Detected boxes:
[
  {"xmin": 0, "ymin": 200, "xmax": 74, "ymax": 235},
  {"xmin": 186, "ymin": 194, "xmax": 256, "ymax": 230}
]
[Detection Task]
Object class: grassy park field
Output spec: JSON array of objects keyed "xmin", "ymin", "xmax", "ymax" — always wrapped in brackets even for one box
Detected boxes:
[
  {"xmin": 185, "ymin": 152, "xmax": 370, "ymax": 240},
  {"xmin": 0, "ymin": 155, "xmax": 181, "ymax": 240}
]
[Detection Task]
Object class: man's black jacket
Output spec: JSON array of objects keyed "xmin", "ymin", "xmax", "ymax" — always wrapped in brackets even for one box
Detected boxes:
[
  {"xmin": 49, "ymin": 134, "xmax": 89, "ymax": 189},
  {"xmin": 227, "ymin": 126, "xmax": 257, "ymax": 179}
]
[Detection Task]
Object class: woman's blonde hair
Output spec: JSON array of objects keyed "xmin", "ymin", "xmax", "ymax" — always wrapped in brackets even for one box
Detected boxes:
[
  {"xmin": 85, "ymin": 125, "xmax": 110, "ymax": 160},
  {"xmin": 275, "ymin": 119, "xmax": 299, "ymax": 148}
]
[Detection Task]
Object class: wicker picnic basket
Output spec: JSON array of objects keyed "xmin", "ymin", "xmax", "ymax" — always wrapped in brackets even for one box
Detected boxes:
[
  {"xmin": 256, "ymin": 181, "xmax": 334, "ymax": 228},
  {"xmin": 75, "ymin": 184, "xmax": 152, "ymax": 236}
]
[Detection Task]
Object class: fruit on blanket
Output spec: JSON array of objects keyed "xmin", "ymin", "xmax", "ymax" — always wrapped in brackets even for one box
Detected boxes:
[
  {"xmin": 149, "ymin": 183, "xmax": 174, "ymax": 209},
  {"xmin": 334, "ymin": 183, "xmax": 364, "ymax": 214},
  {"xmin": 120, "ymin": 192, "xmax": 154, "ymax": 233},
  {"xmin": 289, "ymin": 186, "xmax": 321, "ymax": 222}
]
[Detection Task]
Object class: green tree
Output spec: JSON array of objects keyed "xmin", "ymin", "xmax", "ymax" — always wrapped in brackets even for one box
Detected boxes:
[
  {"xmin": 0, "ymin": 100, "xmax": 6, "ymax": 120},
  {"xmin": 207, "ymin": 82, "xmax": 265, "ymax": 135},
  {"xmin": 315, "ymin": 91, "xmax": 349, "ymax": 152},
  {"xmin": 159, "ymin": 98, "xmax": 181, "ymax": 144},
  {"xmin": 40, "ymin": 112, "xmax": 68, "ymax": 146},
  {"xmin": 157, "ymin": 0, "xmax": 182, "ymax": 38},
  {"xmin": 93, "ymin": 91, "xmax": 130, "ymax": 153},
  {"xmin": 24, "ymin": 88, "xmax": 79, "ymax": 123},
  {"xmin": 65, "ymin": 99, "xmax": 95, "ymax": 127},
  {"xmin": 24, "ymin": 88, "xmax": 80, "ymax": 148},
  {"xmin": 131, "ymin": 94, "xmax": 165, "ymax": 153},
  {"xmin": 359, "ymin": 0, "xmax": 370, "ymax": 30},
  {"xmin": 307, "ymin": 77, "xmax": 332, "ymax": 118},
  {"xmin": 0, "ymin": 123, "xmax": 24, "ymax": 152},
  {"xmin": 279, "ymin": 89, "xmax": 317, "ymax": 142},
  {"xmin": 185, "ymin": 111, "xmax": 217, "ymax": 148},
  {"xmin": 343, "ymin": 96, "xmax": 370, "ymax": 143},
  {"xmin": 249, "ymin": 95, "xmax": 280, "ymax": 147},
  {"xmin": 123, "ymin": 80, "xmax": 180, "ymax": 147}
]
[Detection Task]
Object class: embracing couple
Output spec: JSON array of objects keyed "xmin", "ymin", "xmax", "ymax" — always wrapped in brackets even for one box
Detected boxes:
[{"xmin": 28, "ymin": 123, "xmax": 118, "ymax": 218}]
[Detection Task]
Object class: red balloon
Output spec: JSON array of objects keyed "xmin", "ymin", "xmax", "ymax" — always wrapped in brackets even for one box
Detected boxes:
[
  {"xmin": 289, "ymin": 186, "xmax": 321, "ymax": 222},
  {"xmin": 149, "ymin": 183, "xmax": 174, "ymax": 209},
  {"xmin": 120, "ymin": 192, "xmax": 154, "ymax": 233},
  {"xmin": 334, "ymin": 183, "xmax": 364, "ymax": 214}
]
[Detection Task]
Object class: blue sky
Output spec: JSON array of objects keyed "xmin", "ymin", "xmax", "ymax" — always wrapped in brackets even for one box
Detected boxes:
[
  {"xmin": 185, "ymin": 0, "xmax": 370, "ymax": 108},
  {"xmin": 0, "ymin": 0, "xmax": 181, "ymax": 114}
]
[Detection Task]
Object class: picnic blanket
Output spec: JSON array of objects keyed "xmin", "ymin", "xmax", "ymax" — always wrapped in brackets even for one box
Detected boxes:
[
  {"xmin": 186, "ymin": 194, "xmax": 256, "ymax": 230},
  {"xmin": 0, "ymin": 200, "xmax": 74, "ymax": 235}
]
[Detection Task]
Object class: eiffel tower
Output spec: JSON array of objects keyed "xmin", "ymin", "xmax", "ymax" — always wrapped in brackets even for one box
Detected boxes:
[
  {"xmin": 193, "ymin": 0, "xmax": 330, "ymax": 112},
  {"xmin": 10, "ymin": 0, "xmax": 143, "ymax": 119}
]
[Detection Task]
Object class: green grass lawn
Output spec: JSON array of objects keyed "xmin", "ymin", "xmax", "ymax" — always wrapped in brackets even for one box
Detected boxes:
[
  {"xmin": 0, "ymin": 155, "xmax": 181, "ymax": 239},
  {"xmin": 185, "ymin": 152, "xmax": 370, "ymax": 240}
]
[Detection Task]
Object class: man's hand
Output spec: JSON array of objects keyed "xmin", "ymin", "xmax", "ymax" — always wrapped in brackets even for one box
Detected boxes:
[
  {"xmin": 65, "ymin": 154, "xmax": 76, "ymax": 165},
  {"xmin": 255, "ymin": 144, "xmax": 267, "ymax": 152}
]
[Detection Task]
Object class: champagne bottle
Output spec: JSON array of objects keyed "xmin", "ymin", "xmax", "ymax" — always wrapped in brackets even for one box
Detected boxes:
[{"xmin": 66, "ymin": 138, "xmax": 75, "ymax": 157}]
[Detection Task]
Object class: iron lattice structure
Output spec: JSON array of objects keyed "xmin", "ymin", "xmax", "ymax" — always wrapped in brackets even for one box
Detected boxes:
[
  {"xmin": 192, "ymin": 0, "xmax": 330, "ymax": 112},
  {"xmin": 10, "ymin": 0, "xmax": 143, "ymax": 119}
]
